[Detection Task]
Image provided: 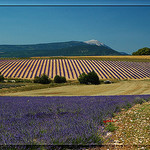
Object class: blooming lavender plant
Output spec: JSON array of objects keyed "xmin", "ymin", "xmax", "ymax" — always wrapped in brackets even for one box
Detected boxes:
[{"xmin": 0, "ymin": 95, "xmax": 150, "ymax": 145}]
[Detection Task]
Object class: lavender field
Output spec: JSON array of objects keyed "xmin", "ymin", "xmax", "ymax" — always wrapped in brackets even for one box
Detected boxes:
[
  {"xmin": 0, "ymin": 95, "xmax": 150, "ymax": 145},
  {"xmin": 0, "ymin": 59, "xmax": 150, "ymax": 80}
]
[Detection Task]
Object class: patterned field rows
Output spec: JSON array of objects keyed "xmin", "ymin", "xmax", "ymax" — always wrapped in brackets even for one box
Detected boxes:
[
  {"xmin": 101, "ymin": 60, "xmax": 138, "ymax": 79},
  {"xmin": 87, "ymin": 60, "xmax": 105, "ymax": 78},
  {"xmin": 93, "ymin": 60, "xmax": 118, "ymax": 79},
  {"xmin": 70, "ymin": 60, "xmax": 80, "ymax": 78},
  {"xmin": 67, "ymin": 60, "xmax": 74, "ymax": 79},
  {"xmin": 22, "ymin": 59, "xmax": 35, "ymax": 78},
  {"xmin": 37, "ymin": 59, "xmax": 44, "ymax": 77},
  {"xmin": 120, "ymin": 62, "xmax": 149, "ymax": 76},
  {"xmin": 92, "ymin": 60, "xmax": 112, "ymax": 79},
  {"xmin": 28, "ymin": 59, "xmax": 38, "ymax": 78},
  {"xmin": 3, "ymin": 60, "xmax": 25, "ymax": 78},
  {"xmin": 0, "ymin": 59, "xmax": 149, "ymax": 80},
  {"xmin": 31, "ymin": 60, "xmax": 41, "ymax": 78},
  {"xmin": 102, "ymin": 61, "xmax": 131, "ymax": 79},
  {"xmin": 110, "ymin": 61, "xmax": 148, "ymax": 78},
  {"xmin": 0, "ymin": 60, "xmax": 11, "ymax": 69},
  {"xmin": 73, "ymin": 60, "xmax": 83, "ymax": 76},
  {"xmin": 106, "ymin": 61, "xmax": 141, "ymax": 79},
  {"xmin": 25, "ymin": 59, "xmax": 37, "ymax": 78},
  {"xmin": 0, "ymin": 60, "xmax": 20, "ymax": 73},
  {"xmin": 17, "ymin": 60, "xmax": 31, "ymax": 78},
  {"xmin": 8, "ymin": 59, "xmax": 26, "ymax": 78}
]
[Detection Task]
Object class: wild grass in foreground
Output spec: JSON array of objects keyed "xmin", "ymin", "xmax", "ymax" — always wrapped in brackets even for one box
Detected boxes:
[
  {"xmin": 104, "ymin": 100, "xmax": 150, "ymax": 146},
  {"xmin": 0, "ymin": 95, "xmax": 150, "ymax": 145}
]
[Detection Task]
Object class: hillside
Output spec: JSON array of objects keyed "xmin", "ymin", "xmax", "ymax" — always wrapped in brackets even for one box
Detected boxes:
[{"xmin": 0, "ymin": 40, "xmax": 122, "ymax": 57}]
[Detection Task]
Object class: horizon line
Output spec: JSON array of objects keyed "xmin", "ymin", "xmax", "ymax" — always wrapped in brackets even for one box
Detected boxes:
[{"xmin": 0, "ymin": 4, "xmax": 150, "ymax": 7}]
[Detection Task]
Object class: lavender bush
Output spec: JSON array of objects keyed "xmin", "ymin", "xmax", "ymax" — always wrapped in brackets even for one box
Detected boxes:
[{"xmin": 0, "ymin": 95, "xmax": 150, "ymax": 145}]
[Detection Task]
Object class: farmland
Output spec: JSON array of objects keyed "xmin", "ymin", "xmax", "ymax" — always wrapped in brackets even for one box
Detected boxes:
[
  {"xmin": 2, "ymin": 80, "xmax": 150, "ymax": 96},
  {"xmin": 0, "ymin": 57, "xmax": 150, "ymax": 80},
  {"xmin": 0, "ymin": 56, "xmax": 150, "ymax": 148}
]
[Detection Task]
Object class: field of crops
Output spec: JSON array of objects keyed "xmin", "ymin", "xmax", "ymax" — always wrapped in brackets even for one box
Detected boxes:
[
  {"xmin": 0, "ymin": 59, "xmax": 149, "ymax": 80},
  {"xmin": 0, "ymin": 95, "xmax": 150, "ymax": 145}
]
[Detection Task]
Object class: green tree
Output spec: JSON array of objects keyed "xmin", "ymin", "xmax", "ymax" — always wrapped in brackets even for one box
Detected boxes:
[
  {"xmin": 78, "ymin": 72, "xmax": 89, "ymax": 84},
  {"xmin": 87, "ymin": 71, "xmax": 100, "ymax": 84},
  {"xmin": 54, "ymin": 75, "xmax": 66, "ymax": 83},
  {"xmin": 0, "ymin": 72, "xmax": 4, "ymax": 82},
  {"xmin": 132, "ymin": 47, "xmax": 150, "ymax": 55},
  {"xmin": 33, "ymin": 76, "xmax": 41, "ymax": 83},
  {"xmin": 78, "ymin": 71, "xmax": 100, "ymax": 85},
  {"xmin": 34, "ymin": 74, "xmax": 51, "ymax": 84}
]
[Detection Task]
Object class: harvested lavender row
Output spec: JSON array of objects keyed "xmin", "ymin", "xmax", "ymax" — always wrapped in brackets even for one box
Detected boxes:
[
  {"xmin": 76, "ymin": 60, "xmax": 85, "ymax": 74},
  {"xmin": 30, "ymin": 60, "xmax": 39, "ymax": 78},
  {"xmin": 51, "ymin": 59, "xmax": 54, "ymax": 78},
  {"xmin": 73, "ymin": 60, "xmax": 82, "ymax": 76},
  {"xmin": 47, "ymin": 60, "xmax": 51, "ymax": 77},
  {"xmin": 39, "ymin": 60, "xmax": 45, "ymax": 77},
  {"xmin": 58, "ymin": 59, "xmax": 61, "ymax": 77},
  {"xmin": 0, "ymin": 95, "xmax": 150, "ymax": 145},
  {"xmin": 34, "ymin": 59, "xmax": 42, "ymax": 78},
  {"xmin": 43, "ymin": 59, "xmax": 48, "ymax": 75},
  {"xmin": 70, "ymin": 59, "xmax": 78, "ymax": 79},
  {"xmin": 64, "ymin": 59, "xmax": 70, "ymax": 79},
  {"xmin": 55, "ymin": 59, "xmax": 57, "ymax": 76},
  {"xmin": 17, "ymin": 60, "xmax": 31, "ymax": 78},
  {"xmin": 25, "ymin": 59, "xmax": 37, "ymax": 78},
  {"xmin": 93, "ymin": 61, "xmax": 109, "ymax": 79},
  {"xmin": 78, "ymin": 59, "xmax": 89, "ymax": 74},
  {"xmin": 21, "ymin": 60, "xmax": 34, "ymax": 78},
  {"xmin": 68, "ymin": 60, "xmax": 74, "ymax": 79},
  {"xmin": 61, "ymin": 59, "xmax": 65, "ymax": 78},
  {"xmin": 83, "ymin": 60, "xmax": 93, "ymax": 72}
]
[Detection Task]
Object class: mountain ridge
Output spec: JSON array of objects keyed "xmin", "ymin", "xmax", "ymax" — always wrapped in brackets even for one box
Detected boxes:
[{"xmin": 0, "ymin": 40, "xmax": 125, "ymax": 57}]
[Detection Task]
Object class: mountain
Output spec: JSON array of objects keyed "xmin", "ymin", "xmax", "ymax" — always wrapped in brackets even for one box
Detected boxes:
[
  {"xmin": 0, "ymin": 40, "xmax": 124, "ymax": 57},
  {"xmin": 84, "ymin": 39, "xmax": 111, "ymax": 49},
  {"xmin": 119, "ymin": 52, "xmax": 129, "ymax": 55},
  {"xmin": 0, "ymin": 41, "xmax": 86, "ymax": 52}
]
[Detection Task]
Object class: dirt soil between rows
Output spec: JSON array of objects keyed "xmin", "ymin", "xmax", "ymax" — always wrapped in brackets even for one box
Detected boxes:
[{"xmin": 2, "ymin": 80, "xmax": 150, "ymax": 96}]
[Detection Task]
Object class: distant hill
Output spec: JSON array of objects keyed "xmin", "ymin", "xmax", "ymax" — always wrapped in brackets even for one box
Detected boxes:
[
  {"xmin": 0, "ymin": 40, "xmax": 124, "ymax": 57},
  {"xmin": 119, "ymin": 52, "xmax": 129, "ymax": 55}
]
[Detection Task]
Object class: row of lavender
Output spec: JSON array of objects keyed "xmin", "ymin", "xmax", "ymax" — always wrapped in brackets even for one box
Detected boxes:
[
  {"xmin": 0, "ymin": 95, "xmax": 150, "ymax": 145},
  {"xmin": 0, "ymin": 59, "xmax": 150, "ymax": 80}
]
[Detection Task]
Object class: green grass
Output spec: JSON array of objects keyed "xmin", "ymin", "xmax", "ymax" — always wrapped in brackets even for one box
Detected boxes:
[
  {"xmin": 0, "ymin": 80, "xmax": 79, "ymax": 94},
  {"xmin": 105, "ymin": 122, "xmax": 118, "ymax": 132}
]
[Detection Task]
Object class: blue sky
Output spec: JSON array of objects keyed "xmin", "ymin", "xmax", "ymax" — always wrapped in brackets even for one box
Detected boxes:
[{"xmin": 0, "ymin": 1, "xmax": 150, "ymax": 54}]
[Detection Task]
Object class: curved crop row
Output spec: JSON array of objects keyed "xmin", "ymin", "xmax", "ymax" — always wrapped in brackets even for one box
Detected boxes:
[{"xmin": 0, "ymin": 59, "xmax": 150, "ymax": 80}]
